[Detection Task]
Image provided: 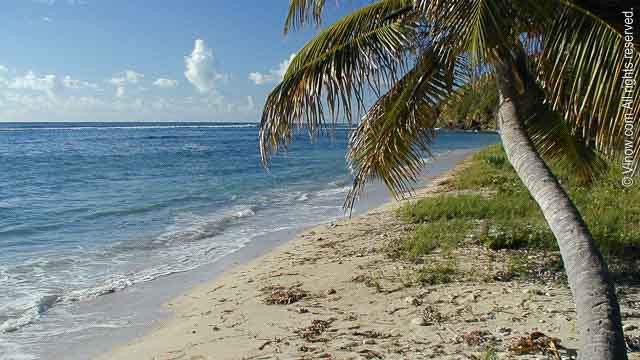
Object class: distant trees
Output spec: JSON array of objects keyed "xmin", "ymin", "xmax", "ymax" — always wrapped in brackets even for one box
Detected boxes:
[{"xmin": 437, "ymin": 77, "xmax": 498, "ymax": 130}]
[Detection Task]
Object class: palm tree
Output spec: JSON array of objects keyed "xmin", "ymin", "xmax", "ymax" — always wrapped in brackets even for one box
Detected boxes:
[{"xmin": 259, "ymin": 1, "xmax": 639, "ymax": 358}]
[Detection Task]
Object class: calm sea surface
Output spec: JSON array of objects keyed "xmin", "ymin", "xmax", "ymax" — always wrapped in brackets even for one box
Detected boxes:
[{"xmin": 0, "ymin": 122, "xmax": 499, "ymax": 358}]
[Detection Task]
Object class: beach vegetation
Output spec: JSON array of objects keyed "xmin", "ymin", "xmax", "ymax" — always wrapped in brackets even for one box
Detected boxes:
[
  {"xmin": 479, "ymin": 344, "xmax": 499, "ymax": 360},
  {"xmin": 415, "ymin": 259, "xmax": 457, "ymax": 286},
  {"xmin": 259, "ymin": 0, "xmax": 639, "ymax": 357},
  {"xmin": 402, "ymin": 145, "xmax": 640, "ymax": 257},
  {"xmin": 399, "ymin": 218, "xmax": 471, "ymax": 259}
]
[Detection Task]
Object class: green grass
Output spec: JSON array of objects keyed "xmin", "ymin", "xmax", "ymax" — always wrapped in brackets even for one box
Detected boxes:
[
  {"xmin": 397, "ymin": 144, "xmax": 640, "ymax": 259},
  {"xmin": 415, "ymin": 259, "xmax": 457, "ymax": 285},
  {"xmin": 399, "ymin": 194, "xmax": 491, "ymax": 223},
  {"xmin": 401, "ymin": 218, "xmax": 471, "ymax": 260},
  {"xmin": 479, "ymin": 344, "xmax": 499, "ymax": 360}
]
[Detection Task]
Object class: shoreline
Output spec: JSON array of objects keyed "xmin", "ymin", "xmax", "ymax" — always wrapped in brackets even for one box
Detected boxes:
[
  {"xmin": 94, "ymin": 150, "xmax": 481, "ymax": 360},
  {"xmin": 97, "ymin": 149, "xmax": 640, "ymax": 360},
  {"xmin": 2, "ymin": 129, "xmax": 502, "ymax": 360}
]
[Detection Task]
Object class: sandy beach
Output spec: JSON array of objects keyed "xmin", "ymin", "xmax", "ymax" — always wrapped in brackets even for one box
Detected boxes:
[{"xmin": 100, "ymin": 159, "xmax": 640, "ymax": 360}]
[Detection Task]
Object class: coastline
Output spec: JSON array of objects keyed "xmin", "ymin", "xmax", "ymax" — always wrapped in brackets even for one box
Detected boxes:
[
  {"xmin": 97, "ymin": 147, "xmax": 640, "ymax": 360},
  {"xmin": 97, "ymin": 146, "xmax": 640, "ymax": 360},
  {"xmin": 96, "ymin": 150, "xmax": 640, "ymax": 360},
  {"xmin": 93, "ymin": 150, "xmax": 481, "ymax": 360}
]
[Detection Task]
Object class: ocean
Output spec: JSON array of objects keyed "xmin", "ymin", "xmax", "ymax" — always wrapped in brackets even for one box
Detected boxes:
[{"xmin": 0, "ymin": 122, "xmax": 499, "ymax": 359}]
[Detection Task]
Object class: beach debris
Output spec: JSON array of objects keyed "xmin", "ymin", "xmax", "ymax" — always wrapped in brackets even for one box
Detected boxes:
[
  {"xmin": 261, "ymin": 284, "xmax": 308, "ymax": 305},
  {"xmin": 326, "ymin": 288, "xmax": 337, "ymax": 295},
  {"xmin": 624, "ymin": 324, "xmax": 638, "ymax": 332},
  {"xmin": 352, "ymin": 330, "xmax": 393, "ymax": 339},
  {"xmin": 626, "ymin": 334, "xmax": 640, "ymax": 351},
  {"xmin": 508, "ymin": 331, "xmax": 562, "ymax": 358},
  {"xmin": 258, "ymin": 340, "xmax": 271, "ymax": 351},
  {"xmin": 358, "ymin": 349, "xmax": 385, "ymax": 359},
  {"xmin": 456, "ymin": 330, "xmax": 494, "ymax": 346},
  {"xmin": 296, "ymin": 307, "xmax": 309, "ymax": 314},
  {"xmin": 405, "ymin": 296, "xmax": 422, "ymax": 306},
  {"xmin": 344, "ymin": 313, "xmax": 359, "ymax": 321},
  {"xmin": 422, "ymin": 305, "xmax": 446, "ymax": 324},
  {"xmin": 296, "ymin": 319, "xmax": 333, "ymax": 342},
  {"xmin": 298, "ymin": 344, "xmax": 315, "ymax": 352}
]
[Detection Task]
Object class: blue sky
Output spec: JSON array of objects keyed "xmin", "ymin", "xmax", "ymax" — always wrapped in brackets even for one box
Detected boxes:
[{"xmin": 0, "ymin": 0, "xmax": 360, "ymax": 122}]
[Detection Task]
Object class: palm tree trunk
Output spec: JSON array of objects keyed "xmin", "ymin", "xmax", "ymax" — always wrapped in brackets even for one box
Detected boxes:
[{"xmin": 494, "ymin": 59, "xmax": 627, "ymax": 359}]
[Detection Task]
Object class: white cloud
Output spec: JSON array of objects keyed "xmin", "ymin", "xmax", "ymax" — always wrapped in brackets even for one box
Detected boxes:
[
  {"xmin": 0, "ymin": 65, "xmax": 7, "ymax": 72},
  {"xmin": 42, "ymin": 16, "xmax": 52, "ymax": 22},
  {"xmin": 125, "ymin": 70, "xmax": 144, "ymax": 83},
  {"xmin": 247, "ymin": 72, "xmax": 267, "ymax": 85},
  {"xmin": 110, "ymin": 69, "xmax": 144, "ymax": 86},
  {"xmin": 109, "ymin": 70, "xmax": 144, "ymax": 98},
  {"xmin": 9, "ymin": 71, "xmax": 60, "ymax": 96},
  {"xmin": 248, "ymin": 53, "xmax": 295, "ymax": 85},
  {"xmin": 63, "ymin": 75, "xmax": 98, "ymax": 90},
  {"xmin": 153, "ymin": 78, "xmax": 178, "ymax": 88},
  {"xmin": 0, "ymin": 89, "xmax": 256, "ymax": 122},
  {"xmin": 184, "ymin": 39, "xmax": 227, "ymax": 93}
]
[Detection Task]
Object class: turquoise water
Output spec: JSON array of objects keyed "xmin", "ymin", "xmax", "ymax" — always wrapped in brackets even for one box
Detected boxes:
[{"xmin": 0, "ymin": 122, "xmax": 499, "ymax": 358}]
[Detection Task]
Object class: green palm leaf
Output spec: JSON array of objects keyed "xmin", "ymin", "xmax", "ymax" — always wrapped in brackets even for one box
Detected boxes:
[
  {"xmin": 345, "ymin": 50, "xmax": 454, "ymax": 209},
  {"xmin": 508, "ymin": 42, "xmax": 608, "ymax": 183},
  {"xmin": 260, "ymin": 0, "xmax": 418, "ymax": 166},
  {"xmin": 539, "ymin": 1, "xmax": 640, "ymax": 172},
  {"xmin": 527, "ymin": 114, "xmax": 608, "ymax": 184},
  {"xmin": 284, "ymin": 0, "xmax": 329, "ymax": 33}
]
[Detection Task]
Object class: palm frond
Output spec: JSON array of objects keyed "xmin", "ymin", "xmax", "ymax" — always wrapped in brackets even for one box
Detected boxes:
[
  {"xmin": 283, "ymin": 0, "xmax": 415, "ymax": 33},
  {"xmin": 508, "ymin": 40, "xmax": 608, "ymax": 183},
  {"xmin": 260, "ymin": 0, "xmax": 418, "ymax": 166},
  {"xmin": 284, "ymin": 0, "xmax": 329, "ymax": 33},
  {"xmin": 526, "ymin": 113, "xmax": 608, "ymax": 184},
  {"xmin": 539, "ymin": 1, "xmax": 640, "ymax": 172},
  {"xmin": 345, "ymin": 50, "xmax": 454, "ymax": 210},
  {"xmin": 285, "ymin": 0, "xmax": 415, "ymax": 78},
  {"xmin": 416, "ymin": 0, "xmax": 521, "ymax": 64}
]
